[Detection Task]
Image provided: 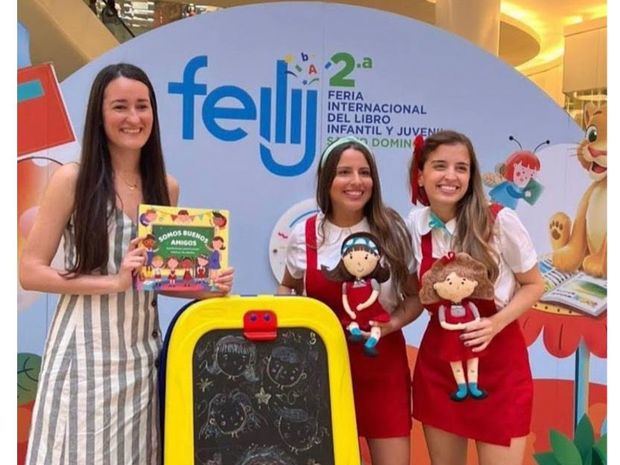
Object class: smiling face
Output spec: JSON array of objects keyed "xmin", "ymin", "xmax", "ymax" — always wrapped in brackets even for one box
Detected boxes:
[
  {"xmin": 342, "ymin": 248, "xmax": 379, "ymax": 280},
  {"xmin": 214, "ymin": 336, "xmax": 254, "ymax": 378},
  {"xmin": 267, "ymin": 346, "xmax": 304, "ymax": 387},
  {"xmin": 209, "ymin": 393, "xmax": 248, "ymax": 435},
  {"xmin": 512, "ymin": 162, "xmax": 536, "ymax": 188},
  {"xmin": 167, "ymin": 257, "xmax": 179, "ymax": 270},
  {"xmin": 329, "ymin": 148, "xmax": 373, "ymax": 223},
  {"xmin": 578, "ymin": 105, "xmax": 607, "ymax": 181},
  {"xmin": 277, "ymin": 411, "xmax": 318, "ymax": 452},
  {"xmin": 213, "ymin": 214, "xmax": 227, "ymax": 228},
  {"xmin": 418, "ymin": 143, "xmax": 471, "ymax": 218},
  {"xmin": 217, "ymin": 350, "xmax": 251, "ymax": 377},
  {"xmin": 102, "ymin": 77, "xmax": 153, "ymax": 154},
  {"xmin": 433, "ymin": 271, "xmax": 478, "ymax": 303}
]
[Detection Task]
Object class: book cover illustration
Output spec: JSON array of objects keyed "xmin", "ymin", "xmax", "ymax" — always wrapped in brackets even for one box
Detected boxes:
[
  {"xmin": 534, "ymin": 257, "xmax": 607, "ymax": 317},
  {"xmin": 522, "ymin": 178, "xmax": 544, "ymax": 205},
  {"xmin": 136, "ymin": 204, "xmax": 229, "ymax": 292}
]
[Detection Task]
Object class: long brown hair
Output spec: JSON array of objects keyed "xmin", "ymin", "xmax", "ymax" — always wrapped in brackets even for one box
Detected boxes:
[
  {"xmin": 316, "ymin": 139, "xmax": 413, "ymax": 298},
  {"xmin": 69, "ymin": 63, "xmax": 171, "ymax": 275},
  {"xmin": 409, "ymin": 130, "xmax": 499, "ymax": 281}
]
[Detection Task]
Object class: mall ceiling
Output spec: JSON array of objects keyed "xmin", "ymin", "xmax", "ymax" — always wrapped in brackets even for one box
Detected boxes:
[
  {"xmin": 18, "ymin": 0, "xmax": 607, "ymax": 81},
  {"xmin": 193, "ymin": 0, "xmax": 607, "ymax": 72}
]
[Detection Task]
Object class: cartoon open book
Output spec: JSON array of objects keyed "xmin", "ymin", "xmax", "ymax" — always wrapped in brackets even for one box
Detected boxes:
[{"xmin": 535, "ymin": 257, "xmax": 607, "ymax": 317}]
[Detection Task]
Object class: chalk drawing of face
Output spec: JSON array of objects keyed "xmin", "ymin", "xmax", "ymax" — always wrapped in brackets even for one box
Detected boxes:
[
  {"xmin": 214, "ymin": 335, "xmax": 256, "ymax": 379},
  {"xmin": 267, "ymin": 346, "xmax": 307, "ymax": 388},
  {"xmin": 276, "ymin": 406, "xmax": 321, "ymax": 453},
  {"xmin": 206, "ymin": 390, "xmax": 261, "ymax": 438}
]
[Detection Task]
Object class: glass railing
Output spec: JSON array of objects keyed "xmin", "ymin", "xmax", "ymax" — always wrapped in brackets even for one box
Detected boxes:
[
  {"xmin": 86, "ymin": 0, "xmax": 221, "ymax": 43},
  {"xmin": 563, "ymin": 88, "xmax": 608, "ymax": 126}
]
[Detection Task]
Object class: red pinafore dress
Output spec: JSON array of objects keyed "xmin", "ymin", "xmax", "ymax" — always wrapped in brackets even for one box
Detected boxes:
[
  {"xmin": 411, "ymin": 230, "xmax": 533, "ymax": 446},
  {"xmin": 304, "ymin": 216, "xmax": 412, "ymax": 438},
  {"xmin": 436, "ymin": 300, "xmax": 480, "ymax": 362},
  {"xmin": 341, "ymin": 280, "xmax": 391, "ymax": 330}
]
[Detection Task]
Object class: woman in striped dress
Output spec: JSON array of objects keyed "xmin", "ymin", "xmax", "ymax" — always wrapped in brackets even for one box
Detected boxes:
[{"xmin": 19, "ymin": 63, "xmax": 234, "ymax": 465}]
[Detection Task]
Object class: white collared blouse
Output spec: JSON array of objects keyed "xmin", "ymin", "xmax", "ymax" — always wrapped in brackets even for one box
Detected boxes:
[
  {"xmin": 285, "ymin": 212, "xmax": 404, "ymax": 313},
  {"xmin": 405, "ymin": 206, "xmax": 538, "ymax": 309}
]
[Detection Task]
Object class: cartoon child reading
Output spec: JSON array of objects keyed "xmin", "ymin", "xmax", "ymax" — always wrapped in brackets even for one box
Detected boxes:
[{"xmin": 486, "ymin": 137, "xmax": 548, "ymax": 209}]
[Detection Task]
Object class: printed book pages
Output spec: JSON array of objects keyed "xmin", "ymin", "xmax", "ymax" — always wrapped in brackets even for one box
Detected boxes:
[{"xmin": 536, "ymin": 257, "xmax": 606, "ymax": 317}]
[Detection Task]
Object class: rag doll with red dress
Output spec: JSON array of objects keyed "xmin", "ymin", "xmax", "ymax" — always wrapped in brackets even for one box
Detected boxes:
[
  {"xmin": 419, "ymin": 251, "xmax": 496, "ymax": 401},
  {"xmin": 322, "ymin": 232, "xmax": 391, "ymax": 356}
]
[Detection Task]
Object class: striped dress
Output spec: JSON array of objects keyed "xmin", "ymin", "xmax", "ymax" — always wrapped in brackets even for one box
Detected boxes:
[{"xmin": 26, "ymin": 208, "xmax": 162, "ymax": 465}]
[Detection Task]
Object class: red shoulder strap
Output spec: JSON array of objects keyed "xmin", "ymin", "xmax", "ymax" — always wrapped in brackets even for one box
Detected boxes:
[
  {"xmin": 419, "ymin": 232, "xmax": 435, "ymax": 280},
  {"xmin": 305, "ymin": 215, "xmax": 318, "ymax": 271},
  {"xmin": 420, "ymin": 204, "xmax": 502, "ymax": 280},
  {"xmin": 489, "ymin": 202, "xmax": 504, "ymax": 222}
]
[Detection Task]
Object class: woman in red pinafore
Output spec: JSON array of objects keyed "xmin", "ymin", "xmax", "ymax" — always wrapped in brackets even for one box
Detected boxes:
[
  {"xmin": 277, "ymin": 136, "xmax": 423, "ymax": 465},
  {"xmin": 406, "ymin": 131, "xmax": 545, "ymax": 465}
]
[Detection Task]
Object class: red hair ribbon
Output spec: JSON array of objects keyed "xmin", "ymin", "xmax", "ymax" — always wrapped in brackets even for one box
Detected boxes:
[
  {"xmin": 440, "ymin": 252, "xmax": 456, "ymax": 264},
  {"xmin": 410, "ymin": 135, "xmax": 429, "ymax": 206}
]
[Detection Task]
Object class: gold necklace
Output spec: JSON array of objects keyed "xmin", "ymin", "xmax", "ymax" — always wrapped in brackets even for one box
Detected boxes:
[{"xmin": 117, "ymin": 173, "xmax": 140, "ymax": 191}]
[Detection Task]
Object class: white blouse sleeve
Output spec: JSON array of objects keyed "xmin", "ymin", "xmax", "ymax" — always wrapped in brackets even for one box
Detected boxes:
[
  {"xmin": 404, "ymin": 209, "xmax": 415, "ymax": 273},
  {"xmin": 405, "ymin": 208, "xmax": 416, "ymax": 233},
  {"xmin": 284, "ymin": 221, "xmax": 307, "ymax": 279},
  {"xmin": 496, "ymin": 208, "xmax": 538, "ymax": 273},
  {"xmin": 405, "ymin": 207, "xmax": 425, "ymax": 274},
  {"xmin": 407, "ymin": 259, "xmax": 417, "ymax": 274}
]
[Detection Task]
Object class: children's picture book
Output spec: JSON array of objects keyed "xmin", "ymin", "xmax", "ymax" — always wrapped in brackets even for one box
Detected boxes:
[
  {"xmin": 522, "ymin": 178, "xmax": 544, "ymax": 206},
  {"xmin": 535, "ymin": 257, "xmax": 607, "ymax": 317},
  {"xmin": 135, "ymin": 204, "xmax": 229, "ymax": 292}
]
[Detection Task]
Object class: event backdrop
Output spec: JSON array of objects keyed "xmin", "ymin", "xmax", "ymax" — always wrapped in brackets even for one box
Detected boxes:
[{"xmin": 18, "ymin": 3, "xmax": 606, "ymax": 464}]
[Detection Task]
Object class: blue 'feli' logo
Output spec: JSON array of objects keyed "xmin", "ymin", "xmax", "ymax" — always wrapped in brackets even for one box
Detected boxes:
[{"xmin": 168, "ymin": 56, "xmax": 318, "ymax": 177}]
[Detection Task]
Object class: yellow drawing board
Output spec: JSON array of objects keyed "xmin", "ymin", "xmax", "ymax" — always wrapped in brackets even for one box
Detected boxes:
[{"xmin": 162, "ymin": 295, "xmax": 361, "ymax": 465}]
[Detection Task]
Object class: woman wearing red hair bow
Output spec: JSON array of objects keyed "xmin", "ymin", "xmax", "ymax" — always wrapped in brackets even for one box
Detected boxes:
[{"xmin": 406, "ymin": 130, "xmax": 544, "ymax": 465}]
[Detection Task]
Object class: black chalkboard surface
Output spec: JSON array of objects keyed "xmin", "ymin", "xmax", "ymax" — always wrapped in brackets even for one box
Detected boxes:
[{"xmin": 192, "ymin": 328, "xmax": 334, "ymax": 465}]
